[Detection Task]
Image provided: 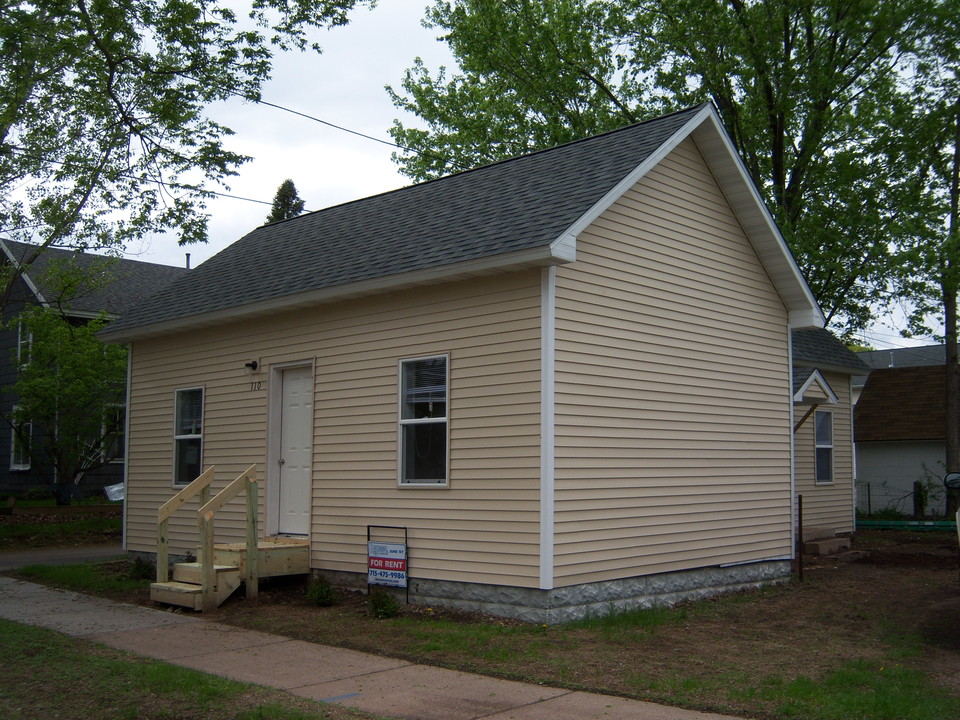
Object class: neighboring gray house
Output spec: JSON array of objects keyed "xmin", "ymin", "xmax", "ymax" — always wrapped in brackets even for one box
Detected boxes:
[
  {"xmin": 855, "ymin": 344, "xmax": 953, "ymax": 517},
  {"xmin": 0, "ymin": 239, "xmax": 187, "ymax": 498}
]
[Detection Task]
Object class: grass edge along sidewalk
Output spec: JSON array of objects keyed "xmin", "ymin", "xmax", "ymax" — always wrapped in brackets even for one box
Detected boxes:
[
  {"xmin": 0, "ymin": 617, "xmax": 380, "ymax": 720},
  {"xmin": 9, "ymin": 546, "xmax": 960, "ymax": 720}
]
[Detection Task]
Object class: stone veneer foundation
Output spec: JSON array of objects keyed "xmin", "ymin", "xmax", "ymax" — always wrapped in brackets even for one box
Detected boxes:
[{"xmin": 321, "ymin": 560, "xmax": 792, "ymax": 623}]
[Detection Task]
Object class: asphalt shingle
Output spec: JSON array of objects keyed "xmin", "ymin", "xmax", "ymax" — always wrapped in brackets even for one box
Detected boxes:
[{"xmin": 103, "ymin": 106, "xmax": 705, "ymax": 337}]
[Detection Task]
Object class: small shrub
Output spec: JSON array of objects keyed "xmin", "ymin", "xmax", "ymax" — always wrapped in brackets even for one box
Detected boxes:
[
  {"xmin": 129, "ymin": 557, "xmax": 155, "ymax": 580},
  {"xmin": 367, "ymin": 587, "xmax": 400, "ymax": 619},
  {"xmin": 305, "ymin": 576, "xmax": 336, "ymax": 606}
]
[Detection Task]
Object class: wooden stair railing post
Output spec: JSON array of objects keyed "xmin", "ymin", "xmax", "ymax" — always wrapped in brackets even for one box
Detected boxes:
[
  {"xmin": 245, "ymin": 468, "xmax": 258, "ymax": 601},
  {"xmin": 155, "ymin": 466, "xmax": 216, "ymax": 584},
  {"xmin": 199, "ymin": 509, "xmax": 216, "ymax": 611},
  {"xmin": 195, "ymin": 464, "xmax": 259, "ymax": 609}
]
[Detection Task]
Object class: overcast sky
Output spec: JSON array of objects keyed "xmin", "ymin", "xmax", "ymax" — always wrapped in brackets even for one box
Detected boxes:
[{"xmin": 127, "ymin": 2, "xmax": 452, "ymax": 270}]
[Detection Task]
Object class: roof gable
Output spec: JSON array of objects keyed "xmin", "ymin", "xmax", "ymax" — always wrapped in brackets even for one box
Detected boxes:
[
  {"xmin": 0, "ymin": 239, "xmax": 188, "ymax": 317},
  {"xmin": 102, "ymin": 105, "xmax": 822, "ymax": 342}
]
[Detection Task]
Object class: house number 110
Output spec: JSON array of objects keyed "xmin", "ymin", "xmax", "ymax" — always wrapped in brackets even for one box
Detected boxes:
[{"xmin": 250, "ymin": 381, "xmax": 262, "ymax": 392}]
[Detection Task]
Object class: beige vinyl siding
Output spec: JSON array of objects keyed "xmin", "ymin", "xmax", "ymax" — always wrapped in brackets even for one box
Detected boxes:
[
  {"xmin": 552, "ymin": 136, "xmax": 792, "ymax": 586},
  {"xmin": 125, "ymin": 272, "xmax": 544, "ymax": 587},
  {"xmin": 794, "ymin": 371, "xmax": 855, "ymax": 534}
]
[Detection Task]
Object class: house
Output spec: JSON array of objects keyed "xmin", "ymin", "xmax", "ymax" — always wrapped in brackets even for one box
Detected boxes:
[
  {"xmin": 855, "ymin": 345, "xmax": 953, "ymax": 516},
  {"xmin": 791, "ymin": 328, "xmax": 869, "ymax": 540},
  {"xmin": 0, "ymin": 239, "xmax": 187, "ymax": 498},
  {"xmin": 101, "ymin": 104, "xmax": 826, "ymax": 621}
]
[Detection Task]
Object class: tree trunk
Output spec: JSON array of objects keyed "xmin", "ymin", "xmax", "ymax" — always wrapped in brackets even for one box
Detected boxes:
[{"xmin": 945, "ymin": 101, "xmax": 960, "ymax": 519}]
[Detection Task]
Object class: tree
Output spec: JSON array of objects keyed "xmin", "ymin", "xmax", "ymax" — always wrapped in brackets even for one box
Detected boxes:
[
  {"xmin": 884, "ymin": 4, "xmax": 960, "ymax": 514},
  {"xmin": 266, "ymin": 179, "xmax": 306, "ymax": 223},
  {"xmin": 7, "ymin": 306, "xmax": 128, "ymax": 504},
  {"xmin": 387, "ymin": 0, "xmax": 932, "ymax": 336},
  {"xmin": 0, "ymin": 0, "xmax": 365, "ymax": 310}
]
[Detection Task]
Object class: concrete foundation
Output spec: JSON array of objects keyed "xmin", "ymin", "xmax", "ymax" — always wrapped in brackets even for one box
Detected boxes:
[{"xmin": 320, "ymin": 559, "xmax": 792, "ymax": 623}]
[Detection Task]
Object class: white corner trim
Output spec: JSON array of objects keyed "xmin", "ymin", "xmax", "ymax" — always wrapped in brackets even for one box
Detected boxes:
[
  {"xmin": 787, "ymin": 329, "xmax": 797, "ymax": 560},
  {"xmin": 539, "ymin": 266, "xmax": 557, "ymax": 590}
]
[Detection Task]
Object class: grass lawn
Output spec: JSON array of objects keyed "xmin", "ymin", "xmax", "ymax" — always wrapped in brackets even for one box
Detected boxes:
[
  {"xmin": 7, "ymin": 530, "xmax": 960, "ymax": 720},
  {"xmin": 0, "ymin": 618, "xmax": 380, "ymax": 720},
  {"xmin": 0, "ymin": 512, "xmax": 121, "ymax": 550}
]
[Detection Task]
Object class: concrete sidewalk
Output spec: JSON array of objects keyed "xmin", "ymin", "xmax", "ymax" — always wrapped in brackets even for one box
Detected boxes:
[{"xmin": 0, "ymin": 575, "xmax": 741, "ymax": 720}]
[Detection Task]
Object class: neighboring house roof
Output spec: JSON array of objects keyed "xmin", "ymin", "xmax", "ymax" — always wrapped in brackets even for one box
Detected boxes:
[
  {"xmin": 101, "ymin": 104, "xmax": 822, "ymax": 343},
  {"xmin": 855, "ymin": 365, "xmax": 945, "ymax": 442},
  {"xmin": 853, "ymin": 343, "xmax": 953, "ymax": 390},
  {"xmin": 857, "ymin": 343, "xmax": 955, "ymax": 370},
  {"xmin": 792, "ymin": 328, "xmax": 869, "ymax": 375},
  {"xmin": 0, "ymin": 239, "xmax": 188, "ymax": 317}
]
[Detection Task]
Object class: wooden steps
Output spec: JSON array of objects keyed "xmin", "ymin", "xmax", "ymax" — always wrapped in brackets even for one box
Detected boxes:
[{"xmin": 151, "ymin": 538, "xmax": 308, "ymax": 610}]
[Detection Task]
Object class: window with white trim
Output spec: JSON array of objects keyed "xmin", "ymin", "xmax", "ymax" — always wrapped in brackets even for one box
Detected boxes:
[
  {"xmin": 17, "ymin": 320, "xmax": 31, "ymax": 367},
  {"xmin": 814, "ymin": 410, "xmax": 833, "ymax": 484},
  {"xmin": 174, "ymin": 388, "xmax": 203, "ymax": 485},
  {"xmin": 399, "ymin": 355, "xmax": 448, "ymax": 484},
  {"xmin": 104, "ymin": 404, "xmax": 126, "ymax": 462},
  {"xmin": 10, "ymin": 406, "xmax": 31, "ymax": 471}
]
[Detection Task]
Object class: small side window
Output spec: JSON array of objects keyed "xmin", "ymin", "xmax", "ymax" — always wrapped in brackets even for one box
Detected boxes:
[
  {"xmin": 10, "ymin": 406, "xmax": 31, "ymax": 471},
  {"xmin": 399, "ymin": 356, "xmax": 448, "ymax": 485},
  {"xmin": 17, "ymin": 321, "xmax": 31, "ymax": 367},
  {"xmin": 814, "ymin": 410, "xmax": 833, "ymax": 484},
  {"xmin": 174, "ymin": 388, "xmax": 203, "ymax": 485}
]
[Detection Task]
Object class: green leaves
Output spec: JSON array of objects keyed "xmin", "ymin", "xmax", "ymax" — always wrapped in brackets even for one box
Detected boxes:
[
  {"xmin": 389, "ymin": 0, "xmax": 948, "ymax": 337},
  {"xmin": 0, "ymin": 0, "xmax": 364, "ymax": 294}
]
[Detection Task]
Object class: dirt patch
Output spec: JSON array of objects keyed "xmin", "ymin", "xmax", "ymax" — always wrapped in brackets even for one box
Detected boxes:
[{"xmin": 13, "ymin": 529, "xmax": 960, "ymax": 719}]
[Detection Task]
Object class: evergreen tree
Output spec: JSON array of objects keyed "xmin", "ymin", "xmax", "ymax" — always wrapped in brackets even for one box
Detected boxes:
[{"xmin": 266, "ymin": 179, "xmax": 307, "ymax": 223}]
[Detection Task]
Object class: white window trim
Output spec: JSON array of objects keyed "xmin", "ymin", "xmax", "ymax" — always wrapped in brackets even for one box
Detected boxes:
[
  {"xmin": 10, "ymin": 405, "xmax": 31, "ymax": 471},
  {"xmin": 814, "ymin": 409, "xmax": 834, "ymax": 485},
  {"xmin": 104, "ymin": 403, "xmax": 126, "ymax": 463},
  {"xmin": 173, "ymin": 386, "xmax": 204, "ymax": 486},
  {"xmin": 397, "ymin": 354, "xmax": 449, "ymax": 487},
  {"xmin": 17, "ymin": 320, "xmax": 31, "ymax": 367}
]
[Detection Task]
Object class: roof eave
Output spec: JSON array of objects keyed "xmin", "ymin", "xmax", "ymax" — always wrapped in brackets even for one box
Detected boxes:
[{"xmin": 100, "ymin": 243, "xmax": 573, "ymax": 344}]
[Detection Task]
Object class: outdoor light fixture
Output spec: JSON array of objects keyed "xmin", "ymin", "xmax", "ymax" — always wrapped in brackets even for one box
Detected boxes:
[{"xmin": 244, "ymin": 360, "xmax": 259, "ymax": 372}]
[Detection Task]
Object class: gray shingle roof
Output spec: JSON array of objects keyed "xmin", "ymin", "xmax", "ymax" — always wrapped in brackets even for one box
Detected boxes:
[
  {"xmin": 1, "ymin": 239, "xmax": 187, "ymax": 316},
  {"xmin": 857, "ymin": 343, "xmax": 954, "ymax": 369},
  {"xmin": 791, "ymin": 328, "xmax": 869, "ymax": 375},
  {"xmin": 102, "ymin": 106, "xmax": 706, "ymax": 338}
]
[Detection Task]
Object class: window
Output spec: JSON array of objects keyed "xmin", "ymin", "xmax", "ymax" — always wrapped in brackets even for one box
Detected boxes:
[
  {"xmin": 104, "ymin": 405, "xmax": 126, "ymax": 462},
  {"xmin": 174, "ymin": 388, "xmax": 203, "ymax": 485},
  {"xmin": 814, "ymin": 410, "xmax": 833, "ymax": 484},
  {"xmin": 399, "ymin": 355, "xmax": 448, "ymax": 484},
  {"xmin": 17, "ymin": 320, "xmax": 31, "ymax": 367},
  {"xmin": 10, "ymin": 407, "xmax": 31, "ymax": 471}
]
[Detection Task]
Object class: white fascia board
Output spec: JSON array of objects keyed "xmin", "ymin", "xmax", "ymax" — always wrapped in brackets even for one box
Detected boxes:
[
  {"xmin": 0, "ymin": 238, "xmax": 47, "ymax": 306},
  {"xmin": 793, "ymin": 369, "xmax": 839, "ymax": 405},
  {"xmin": 100, "ymin": 243, "xmax": 573, "ymax": 344},
  {"xmin": 690, "ymin": 110, "xmax": 824, "ymax": 327},
  {"xmin": 553, "ymin": 105, "xmax": 715, "ymax": 246}
]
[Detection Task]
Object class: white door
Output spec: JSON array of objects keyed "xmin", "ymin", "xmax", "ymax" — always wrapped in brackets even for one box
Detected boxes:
[{"xmin": 277, "ymin": 366, "xmax": 313, "ymax": 535}]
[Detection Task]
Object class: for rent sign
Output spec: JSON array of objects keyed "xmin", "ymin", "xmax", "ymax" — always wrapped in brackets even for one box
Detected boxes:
[{"xmin": 367, "ymin": 541, "xmax": 407, "ymax": 588}]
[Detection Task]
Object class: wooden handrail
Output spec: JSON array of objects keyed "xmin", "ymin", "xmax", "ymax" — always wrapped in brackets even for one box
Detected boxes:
[
  {"xmin": 158, "ymin": 466, "xmax": 215, "ymax": 524},
  {"xmin": 155, "ymin": 464, "xmax": 260, "ymax": 611},
  {"xmin": 157, "ymin": 466, "xmax": 215, "ymax": 583},
  {"xmin": 195, "ymin": 464, "xmax": 259, "ymax": 610}
]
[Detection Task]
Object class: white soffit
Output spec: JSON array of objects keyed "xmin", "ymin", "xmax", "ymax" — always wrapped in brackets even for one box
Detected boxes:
[{"xmin": 689, "ymin": 111, "xmax": 824, "ymax": 329}]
